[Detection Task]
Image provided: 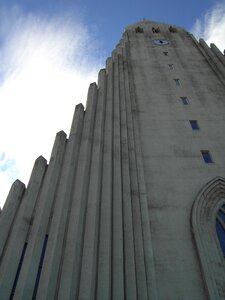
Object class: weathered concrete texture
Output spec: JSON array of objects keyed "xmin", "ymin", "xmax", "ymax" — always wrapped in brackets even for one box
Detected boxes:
[
  {"xmin": 0, "ymin": 156, "xmax": 46, "ymax": 299},
  {"xmin": 36, "ymin": 104, "xmax": 84, "ymax": 300},
  {"xmin": 14, "ymin": 131, "xmax": 67, "ymax": 300},
  {"xmin": 0, "ymin": 20, "xmax": 225, "ymax": 300},
  {"xmin": 96, "ymin": 61, "xmax": 113, "ymax": 300},
  {"xmin": 78, "ymin": 69, "xmax": 106, "ymax": 300},
  {"xmin": 125, "ymin": 20, "xmax": 225, "ymax": 300},
  {"xmin": 210, "ymin": 43, "xmax": 225, "ymax": 67},
  {"xmin": 0, "ymin": 180, "xmax": 25, "ymax": 260},
  {"xmin": 57, "ymin": 83, "xmax": 98, "ymax": 300}
]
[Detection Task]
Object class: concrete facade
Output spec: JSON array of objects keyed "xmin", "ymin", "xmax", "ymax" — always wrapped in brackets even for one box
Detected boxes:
[{"xmin": 0, "ymin": 20, "xmax": 225, "ymax": 299}]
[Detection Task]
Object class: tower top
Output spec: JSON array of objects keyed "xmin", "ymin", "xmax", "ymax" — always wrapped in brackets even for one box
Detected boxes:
[{"xmin": 124, "ymin": 19, "xmax": 185, "ymax": 35}]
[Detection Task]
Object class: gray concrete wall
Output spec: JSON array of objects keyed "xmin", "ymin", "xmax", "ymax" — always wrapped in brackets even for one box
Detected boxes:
[{"xmin": 125, "ymin": 20, "xmax": 225, "ymax": 300}]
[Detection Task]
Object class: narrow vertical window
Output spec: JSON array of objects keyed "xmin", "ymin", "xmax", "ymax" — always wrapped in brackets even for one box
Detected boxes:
[
  {"xmin": 32, "ymin": 235, "xmax": 48, "ymax": 299},
  {"xmin": 163, "ymin": 51, "xmax": 168, "ymax": 56},
  {"xmin": 168, "ymin": 64, "xmax": 173, "ymax": 69},
  {"xmin": 201, "ymin": 150, "xmax": 213, "ymax": 163},
  {"xmin": 189, "ymin": 120, "xmax": 199, "ymax": 130},
  {"xmin": 10, "ymin": 243, "xmax": 28, "ymax": 300},
  {"xmin": 180, "ymin": 97, "xmax": 188, "ymax": 105},
  {"xmin": 174, "ymin": 78, "xmax": 180, "ymax": 86},
  {"xmin": 216, "ymin": 204, "xmax": 225, "ymax": 257}
]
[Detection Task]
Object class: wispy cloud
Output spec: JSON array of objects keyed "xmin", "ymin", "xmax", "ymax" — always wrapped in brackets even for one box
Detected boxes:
[
  {"xmin": 0, "ymin": 6, "xmax": 104, "ymax": 208},
  {"xmin": 191, "ymin": 1, "xmax": 225, "ymax": 51}
]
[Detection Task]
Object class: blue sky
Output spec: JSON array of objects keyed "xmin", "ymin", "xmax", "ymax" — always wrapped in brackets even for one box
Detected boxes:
[
  {"xmin": 0, "ymin": 0, "xmax": 225, "ymax": 207},
  {"xmin": 2, "ymin": 0, "xmax": 222, "ymax": 56}
]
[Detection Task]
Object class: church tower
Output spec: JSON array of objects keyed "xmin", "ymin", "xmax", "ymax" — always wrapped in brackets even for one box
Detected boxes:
[{"xmin": 0, "ymin": 20, "xmax": 225, "ymax": 299}]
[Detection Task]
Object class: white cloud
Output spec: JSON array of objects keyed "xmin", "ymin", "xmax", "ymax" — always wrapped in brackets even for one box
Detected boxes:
[
  {"xmin": 191, "ymin": 1, "xmax": 225, "ymax": 52},
  {"xmin": 0, "ymin": 6, "xmax": 104, "ymax": 208}
]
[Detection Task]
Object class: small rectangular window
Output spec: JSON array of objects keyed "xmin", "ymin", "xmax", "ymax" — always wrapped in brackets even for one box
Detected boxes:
[
  {"xmin": 201, "ymin": 150, "xmax": 213, "ymax": 163},
  {"xmin": 163, "ymin": 51, "xmax": 168, "ymax": 56},
  {"xmin": 174, "ymin": 78, "xmax": 180, "ymax": 86},
  {"xmin": 168, "ymin": 64, "xmax": 173, "ymax": 69},
  {"xmin": 189, "ymin": 120, "xmax": 199, "ymax": 130},
  {"xmin": 180, "ymin": 97, "xmax": 188, "ymax": 105}
]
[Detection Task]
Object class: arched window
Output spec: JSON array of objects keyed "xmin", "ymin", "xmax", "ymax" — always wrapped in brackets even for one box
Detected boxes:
[
  {"xmin": 216, "ymin": 204, "xmax": 225, "ymax": 257},
  {"xmin": 191, "ymin": 177, "xmax": 225, "ymax": 299}
]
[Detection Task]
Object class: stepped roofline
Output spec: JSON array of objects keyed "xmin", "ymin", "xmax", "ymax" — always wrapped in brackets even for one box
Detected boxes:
[{"xmin": 124, "ymin": 19, "xmax": 186, "ymax": 34}]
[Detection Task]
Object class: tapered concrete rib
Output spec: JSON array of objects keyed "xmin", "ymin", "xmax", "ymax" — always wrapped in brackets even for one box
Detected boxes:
[
  {"xmin": 125, "ymin": 42, "xmax": 158, "ymax": 299},
  {"xmin": 0, "ymin": 156, "xmax": 46, "ymax": 299},
  {"xmin": 96, "ymin": 67, "xmax": 112, "ymax": 300},
  {"xmin": 69, "ymin": 103, "xmax": 85, "ymax": 136},
  {"xmin": 210, "ymin": 43, "xmax": 225, "ymax": 68},
  {"xmin": 0, "ymin": 180, "xmax": 25, "ymax": 260},
  {"xmin": 78, "ymin": 69, "xmax": 106, "ymax": 300},
  {"xmin": 122, "ymin": 51, "xmax": 149, "ymax": 299},
  {"xmin": 118, "ymin": 54, "xmax": 137, "ymax": 300},
  {"xmin": 13, "ymin": 131, "xmax": 67, "ymax": 300},
  {"xmin": 190, "ymin": 34, "xmax": 223, "ymax": 83},
  {"xmin": 112, "ymin": 54, "xmax": 124, "ymax": 300},
  {"xmin": 199, "ymin": 39, "xmax": 225, "ymax": 80},
  {"xmin": 106, "ymin": 57, "xmax": 112, "ymax": 74},
  {"xmin": 36, "ymin": 105, "xmax": 84, "ymax": 300},
  {"xmin": 57, "ymin": 83, "xmax": 97, "ymax": 300}
]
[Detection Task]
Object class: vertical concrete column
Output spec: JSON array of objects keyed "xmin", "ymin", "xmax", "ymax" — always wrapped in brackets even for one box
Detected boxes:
[
  {"xmin": 96, "ymin": 59, "xmax": 113, "ymax": 300},
  {"xmin": 210, "ymin": 43, "xmax": 225, "ymax": 68},
  {"xmin": 125, "ymin": 42, "xmax": 158, "ymax": 299},
  {"xmin": 36, "ymin": 104, "xmax": 84, "ymax": 300},
  {"xmin": 112, "ymin": 53, "xmax": 124, "ymax": 300},
  {"xmin": 199, "ymin": 39, "xmax": 225, "ymax": 82},
  {"xmin": 0, "ymin": 180, "xmax": 25, "ymax": 260},
  {"xmin": 78, "ymin": 69, "xmax": 106, "ymax": 300},
  {"xmin": 57, "ymin": 83, "xmax": 97, "ymax": 300},
  {"xmin": 118, "ymin": 54, "xmax": 137, "ymax": 300},
  {"xmin": 0, "ymin": 156, "xmax": 46, "ymax": 299},
  {"xmin": 14, "ymin": 131, "xmax": 67, "ymax": 300},
  {"xmin": 122, "ymin": 51, "xmax": 149, "ymax": 299}
]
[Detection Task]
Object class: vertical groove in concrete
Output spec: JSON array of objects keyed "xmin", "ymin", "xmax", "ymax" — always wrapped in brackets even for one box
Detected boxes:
[
  {"xmin": 13, "ymin": 131, "xmax": 67, "ymax": 300},
  {"xmin": 112, "ymin": 53, "xmax": 125, "ymax": 300},
  {"xmin": 118, "ymin": 53, "xmax": 137, "ymax": 300},
  {"xmin": 0, "ymin": 180, "xmax": 25, "ymax": 261},
  {"xmin": 125, "ymin": 40, "xmax": 158, "ymax": 299},
  {"xmin": 121, "ymin": 49, "xmax": 149, "ymax": 300},
  {"xmin": 36, "ymin": 104, "xmax": 84, "ymax": 300},
  {"xmin": 96, "ymin": 62, "xmax": 112, "ymax": 300},
  {"xmin": 57, "ymin": 83, "xmax": 97, "ymax": 300},
  {"xmin": 0, "ymin": 156, "xmax": 47, "ymax": 299},
  {"xmin": 78, "ymin": 69, "xmax": 106, "ymax": 300}
]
